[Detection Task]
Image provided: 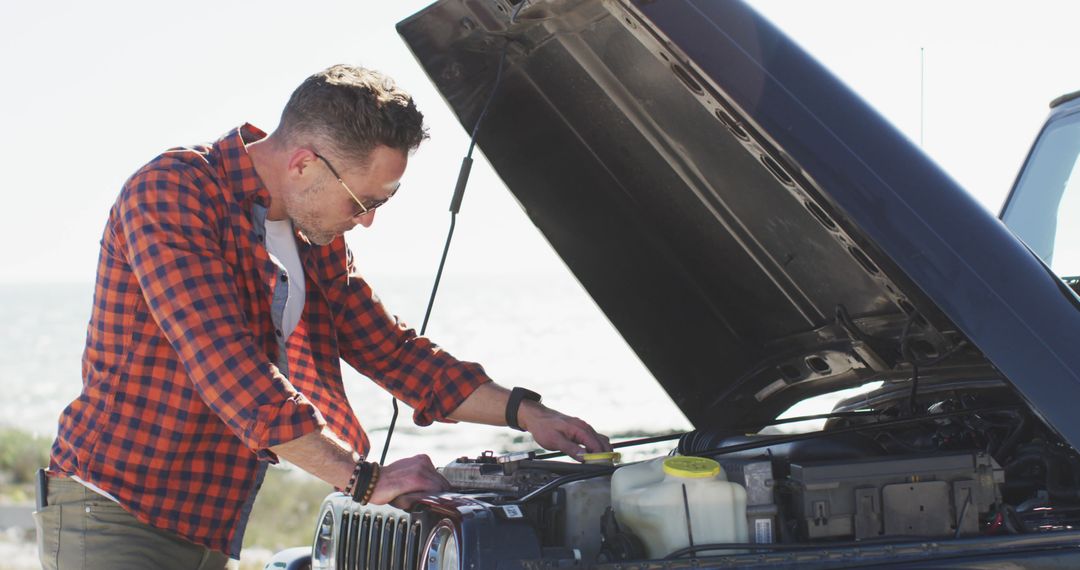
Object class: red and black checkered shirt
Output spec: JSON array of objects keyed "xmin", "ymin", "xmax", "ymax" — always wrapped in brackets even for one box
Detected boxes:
[{"xmin": 49, "ymin": 124, "xmax": 491, "ymax": 557}]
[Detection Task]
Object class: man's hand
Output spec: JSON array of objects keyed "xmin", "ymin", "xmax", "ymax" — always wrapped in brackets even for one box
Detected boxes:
[
  {"xmin": 368, "ymin": 454, "xmax": 451, "ymax": 509},
  {"xmin": 270, "ymin": 430, "xmax": 449, "ymax": 508},
  {"xmin": 519, "ymin": 401, "xmax": 613, "ymax": 461},
  {"xmin": 447, "ymin": 382, "xmax": 614, "ymax": 461}
]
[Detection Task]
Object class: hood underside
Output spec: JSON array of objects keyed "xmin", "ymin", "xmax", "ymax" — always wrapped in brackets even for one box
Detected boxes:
[{"xmin": 398, "ymin": 0, "xmax": 1080, "ymax": 441}]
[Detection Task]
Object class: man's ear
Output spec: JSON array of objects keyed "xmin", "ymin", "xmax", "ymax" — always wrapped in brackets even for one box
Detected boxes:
[{"xmin": 286, "ymin": 148, "xmax": 318, "ymax": 180}]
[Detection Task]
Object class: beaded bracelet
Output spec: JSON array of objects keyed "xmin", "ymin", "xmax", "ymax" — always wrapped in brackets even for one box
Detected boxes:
[
  {"xmin": 352, "ymin": 457, "xmax": 378, "ymax": 503},
  {"xmin": 359, "ymin": 462, "xmax": 381, "ymax": 505},
  {"xmin": 344, "ymin": 460, "xmax": 382, "ymax": 504},
  {"xmin": 343, "ymin": 460, "xmax": 359, "ymax": 495}
]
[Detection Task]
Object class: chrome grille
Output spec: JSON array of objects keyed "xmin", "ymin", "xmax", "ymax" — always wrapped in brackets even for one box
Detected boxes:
[{"xmin": 336, "ymin": 508, "xmax": 423, "ymax": 570}]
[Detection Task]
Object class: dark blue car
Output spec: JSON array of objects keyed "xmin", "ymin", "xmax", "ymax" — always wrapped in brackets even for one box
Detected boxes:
[{"xmin": 270, "ymin": 1, "xmax": 1080, "ymax": 568}]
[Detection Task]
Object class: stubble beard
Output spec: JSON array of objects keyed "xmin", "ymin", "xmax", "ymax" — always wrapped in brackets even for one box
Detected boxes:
[
  {"xmin": 285, "ymin": 179, "xmax": 342, "ymax": 246},
  {"xmin": 298, "ymin": 225, "xmax": 337, "ymax": 246}
]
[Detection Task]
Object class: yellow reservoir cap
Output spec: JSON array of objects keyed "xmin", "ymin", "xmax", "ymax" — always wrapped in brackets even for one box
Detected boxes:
[
  {"xmin": 582, "ymin": 452, "xmax": 621, "ymax": 464},
  {"xmin": 663, "ymin": 456, "xmax": 721, "ymax": 479}
]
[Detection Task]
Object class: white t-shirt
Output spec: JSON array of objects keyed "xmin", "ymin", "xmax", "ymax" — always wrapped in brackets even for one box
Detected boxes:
[{"xmin": 264, "ymin": 218, "xmax": 306, "ymax": 339}]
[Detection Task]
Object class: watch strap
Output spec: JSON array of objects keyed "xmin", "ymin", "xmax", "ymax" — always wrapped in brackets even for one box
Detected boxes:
[{"xmin": 506, "ymin": 387, "xmax": 542, "ymax": 432}]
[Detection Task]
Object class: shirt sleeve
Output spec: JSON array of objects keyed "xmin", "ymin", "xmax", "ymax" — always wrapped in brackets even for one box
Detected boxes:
[
  {"xmin": 325, "ymin": 243, "xmax": 492, "ymax": 426},
  {"xmin": 116, "ymin": 165, "xmax": 325, "ymax": 457}
]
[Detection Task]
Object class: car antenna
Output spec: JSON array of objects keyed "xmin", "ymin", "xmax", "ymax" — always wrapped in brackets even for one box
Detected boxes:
[{"xmin": 379, "ymin": 0, "xmax": 532, "ymax": 465}]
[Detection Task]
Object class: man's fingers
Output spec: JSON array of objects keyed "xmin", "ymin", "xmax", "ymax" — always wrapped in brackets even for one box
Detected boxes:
[
  {"xmin": 389, "ymin": 492, "xmax": 425, "ymax": 510},
  {"xmin": 524, "ymin": 408, "xmax": 613, "ymax": 458},
  {"xmin": 564, "ymin": 444, "xmax": 588, "ymax": 461},
  {"xmin": 432, "ymin": 470, "xmax": 452, "ymax": 491},
  {"xmin": 370, "ymin": 454, "xmax": 454, "ymax": 505},
  {"xmin": 586, "ymin": 430, "xmax": 609, "ymax": 453},
  {"xmin": 543, "ymin": 430, "xmax": 584, "ymax": 460},
  {"xmin": 568, "ymin": 417, "xmax": 613, "ymax": 453},
  {"xmin": 565, "ymin": 421, "xmax": 609, "ymax": 454}
]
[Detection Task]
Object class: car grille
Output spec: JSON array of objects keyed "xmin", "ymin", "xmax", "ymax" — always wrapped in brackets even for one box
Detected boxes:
[{"xmin": 336, "ymin": 509, "xmax": 424, "ymax": 570}]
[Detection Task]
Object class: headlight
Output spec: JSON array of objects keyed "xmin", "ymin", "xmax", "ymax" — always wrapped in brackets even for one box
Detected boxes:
[
  {"xmin": 424, "ymin": 520, "xmax": 460, "ymax": 570},
  {"xmin": 312, "ymin": 507, "xmax": 336, "ymax": 570}
]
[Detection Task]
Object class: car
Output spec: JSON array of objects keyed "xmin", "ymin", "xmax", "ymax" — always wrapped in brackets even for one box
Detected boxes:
[{"xmin": 268, "ymin": 0, "xmax": 1080, "ymax": 568}]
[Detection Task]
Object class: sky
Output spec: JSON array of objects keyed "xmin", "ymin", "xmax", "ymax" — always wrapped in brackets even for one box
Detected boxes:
[{"xmin": 2, "ymin": 1, "xmax": 1079, "ymax": 287}]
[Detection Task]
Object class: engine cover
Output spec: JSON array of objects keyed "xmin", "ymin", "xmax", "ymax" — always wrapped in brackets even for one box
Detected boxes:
[
  {"xmin": 789, "ymin": 452, "xmax": 1003, "ymax": 540},
  {"xmin": 441, "ymin": 452, "xmax": 559, "ymax": 494}
]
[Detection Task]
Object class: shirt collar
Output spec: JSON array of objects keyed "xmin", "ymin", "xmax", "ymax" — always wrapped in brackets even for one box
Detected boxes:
[{"xmin": 215, "ymin": 123, "xmax": 272, "ymax": 207}]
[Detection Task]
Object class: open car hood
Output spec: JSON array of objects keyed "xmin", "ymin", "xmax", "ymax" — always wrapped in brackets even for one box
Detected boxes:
[{"xmin": 398, "ymin": 0, "xmax": 1080, "ymax": 444}]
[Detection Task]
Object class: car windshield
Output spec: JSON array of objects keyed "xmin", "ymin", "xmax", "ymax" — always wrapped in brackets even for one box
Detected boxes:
[{"xmin": 1002, "ymin": 109, "xmax": 1080, "ymax": 283}]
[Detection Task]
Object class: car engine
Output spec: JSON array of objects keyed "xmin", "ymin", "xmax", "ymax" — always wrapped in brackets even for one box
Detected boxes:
[
  {"xmin": 433, "ymin": 388, "xmax": 1080, "ymax": 563},
  {"xmin": 303, "ymin": 386, "xmax": 1080, "ymax": 569}
]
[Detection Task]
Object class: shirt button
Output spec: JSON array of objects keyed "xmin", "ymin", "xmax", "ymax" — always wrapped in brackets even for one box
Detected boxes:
[
  {"xmin": 275, "ymin": 329, "xmax": 283, "ymax": 337},
  {"xmin": 280, "ymin": 274, "xmax": 288, "ymax": 282}
]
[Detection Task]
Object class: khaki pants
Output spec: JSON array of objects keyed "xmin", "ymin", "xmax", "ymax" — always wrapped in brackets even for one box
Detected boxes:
[{"xmin": 35, "ymin": 477, "xmax": 230, "ymax": 570}]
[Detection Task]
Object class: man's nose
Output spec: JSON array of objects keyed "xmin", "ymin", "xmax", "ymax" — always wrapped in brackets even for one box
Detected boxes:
[{"xmin": 355, "ymin": 210, "xmax": 376, "ymax": 228}]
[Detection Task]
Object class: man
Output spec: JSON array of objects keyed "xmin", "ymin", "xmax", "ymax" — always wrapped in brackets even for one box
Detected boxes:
[{"xmin": 38, "ymin": 64, "xmax": 611, "ymax": 569}]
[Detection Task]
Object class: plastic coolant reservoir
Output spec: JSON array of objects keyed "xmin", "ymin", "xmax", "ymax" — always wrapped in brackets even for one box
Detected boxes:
[
  {"xmin": 560, "ymin": 451, "xmax": 620, "ymax": 562},
  {"xmin": 611, "ymin": 456, "xmax": 748, "ymax": 558}
]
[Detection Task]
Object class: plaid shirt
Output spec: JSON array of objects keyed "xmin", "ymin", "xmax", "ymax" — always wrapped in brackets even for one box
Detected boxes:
[{"xmin": 49, "ymin": 124, "xmax": 491, "ymax": 557}]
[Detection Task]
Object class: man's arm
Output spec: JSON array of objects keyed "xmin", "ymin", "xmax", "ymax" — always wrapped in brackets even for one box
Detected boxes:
[
  {"xmin": 447, "ymin": 382, "xmax": 613, "ymax": 460},
  {"xmin": 269, "ymin": 427, "xmax": 358, "ymax": 489},
  {"xmin": 323, "ymin": 244, "xmax": 611, "ymax": 458},
  {"xmin": 270, "ymin": 428, "xmax": 451, "ymax": 506},
  {"xmin": 271, "ymin": 382, "xmax": 612, "ymax": 507},
  {"xmin": 323, "ymin": 248, "xmax": 493, "ymax": 428}
]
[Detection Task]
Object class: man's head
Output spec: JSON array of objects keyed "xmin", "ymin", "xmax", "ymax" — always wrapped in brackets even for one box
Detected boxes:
[
  {"xmin": 266, "ymin": 64, "xmax": 428, "ymax": 244},
  {"xmin": 278, "ymin": 64, "xmax": 428, "ymax": 162}
]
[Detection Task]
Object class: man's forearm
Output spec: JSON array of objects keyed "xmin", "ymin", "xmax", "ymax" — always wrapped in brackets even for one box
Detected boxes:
[
  {"xmin": 269, "ymin": 426, "xmax": 359, "ymax": 489},
  {"xmin": 446, "ymin": 381, "xmax": 544, "ymax": 430},
  {"xmin": 271, "ymin": 383, "xmax": 536, "ymax": 488},
  {"xmin": 449, "ymin": 381, "xmax": 611, "ymax": 460},
  {"xmin": 271, "ymin": 427, "xmax": 455, "ymax": 506}
]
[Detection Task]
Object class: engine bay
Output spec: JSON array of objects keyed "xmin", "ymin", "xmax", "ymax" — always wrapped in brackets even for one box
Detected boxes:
[{"xmin": 438, "ymin": 387, "xmax": 1080, "ymax": 562}]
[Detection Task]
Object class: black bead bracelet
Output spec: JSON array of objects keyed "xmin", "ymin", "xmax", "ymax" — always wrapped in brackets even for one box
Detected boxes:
[
  {"xmin": 344, "ymin": 460, "xmax": 380, "ymax": 505},
  {"xmin": 345, "ymin": 460, "xmax": 372, "ymax": 503}
]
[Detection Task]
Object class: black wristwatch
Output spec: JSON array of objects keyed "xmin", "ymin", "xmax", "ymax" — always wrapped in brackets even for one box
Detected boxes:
[{"xmin": 506, "ymin": 387, "xmax": 542, "ymax": 432}]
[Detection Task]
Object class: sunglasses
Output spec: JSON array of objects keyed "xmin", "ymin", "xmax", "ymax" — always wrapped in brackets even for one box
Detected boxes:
[{"xmin": 313, "ymin": 152, "xmax": 399, "ymax": 217}]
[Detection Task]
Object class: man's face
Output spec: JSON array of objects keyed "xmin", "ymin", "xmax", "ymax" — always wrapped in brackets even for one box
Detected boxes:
[{"xmin": 285, "ymin": 145, "xmax": 407, "ymax": 245}]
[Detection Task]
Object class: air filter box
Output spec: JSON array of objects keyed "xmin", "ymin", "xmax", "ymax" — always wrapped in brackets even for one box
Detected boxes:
[{"xmin": 789, "ymin": 452, "xmax": 1003, "ymax": 540}]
